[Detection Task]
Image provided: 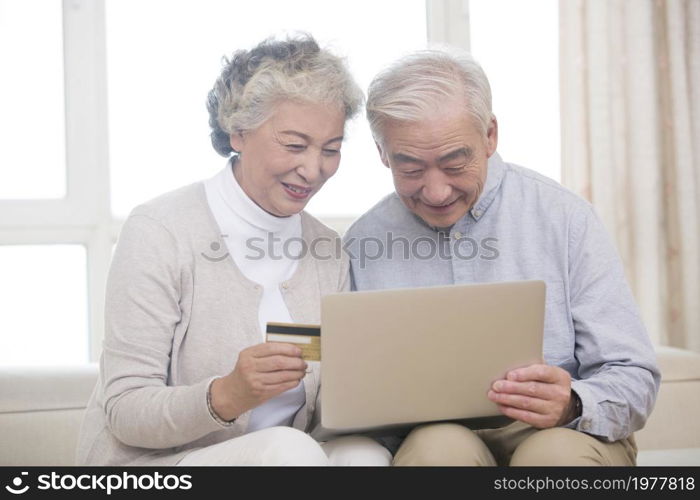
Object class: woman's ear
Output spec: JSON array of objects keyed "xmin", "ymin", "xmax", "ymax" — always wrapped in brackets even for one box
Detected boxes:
[{"xmin": 230, "ymin": 132, "xmax": 245, "ymax": 153}]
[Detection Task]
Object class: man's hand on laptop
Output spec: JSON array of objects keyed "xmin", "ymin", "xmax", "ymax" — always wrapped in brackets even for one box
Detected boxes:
[{"xmin": 487, "ymin": 364, "xmax": 575, "ymax": 428}]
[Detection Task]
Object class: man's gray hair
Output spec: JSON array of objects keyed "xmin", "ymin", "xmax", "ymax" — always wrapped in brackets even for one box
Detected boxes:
[
  {"xmin": 207, "ymin": 34, "xmax": 364, "ymax": 157},
  {"xmin": 366, "ymin": 49, "xmax": 494, "ymax": 145}
]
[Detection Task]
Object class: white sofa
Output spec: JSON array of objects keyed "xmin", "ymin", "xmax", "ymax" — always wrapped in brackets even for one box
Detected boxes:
[
  {"xmin": 1, "ymin": 346, "xmax": 699, "ymax": 466},
  {"xmin": 634, "ymin": 346, "xmax": 700, "ymax": 465},
  {"xmin": 0, "ymin": 364, "xmax": 98, "ymax": 466}
]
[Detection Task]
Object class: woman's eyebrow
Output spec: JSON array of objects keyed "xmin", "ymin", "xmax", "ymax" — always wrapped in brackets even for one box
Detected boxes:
[
  {"xmin": 323, "ymin": 135, "xmax": 344, "ymax": 145},
  {"xmin": 279, "ymin": 130, "xmax": 343, "ymax": 145},
  {"xmin": 279, "ymin": 130, "xmax": 310, "ymax": 141}
]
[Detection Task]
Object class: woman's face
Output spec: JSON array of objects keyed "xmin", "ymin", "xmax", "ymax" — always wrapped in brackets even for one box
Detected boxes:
[{"xmin": 230, "ymin": 100, "xmax": 346, "ymax": 217}]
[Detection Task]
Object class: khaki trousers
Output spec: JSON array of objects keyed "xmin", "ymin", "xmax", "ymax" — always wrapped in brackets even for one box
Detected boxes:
[{"xmin": 393, "ymin": 421, "xmax": 637, "ymax": 466}]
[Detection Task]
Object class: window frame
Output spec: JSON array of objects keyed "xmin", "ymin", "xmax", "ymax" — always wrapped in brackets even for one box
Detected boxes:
[{"xmin": 0, "ymin": 0, "xmax": 111, "ymax": 362}]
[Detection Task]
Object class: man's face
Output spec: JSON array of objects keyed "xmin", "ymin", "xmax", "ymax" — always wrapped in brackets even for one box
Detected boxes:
[{"xmin": 377, "ymin": 100, "xmax": 498, "ymax": 228}]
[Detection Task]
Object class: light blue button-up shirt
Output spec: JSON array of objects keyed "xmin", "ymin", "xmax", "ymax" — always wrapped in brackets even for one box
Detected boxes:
[{"xmin": 344, "ymin": 153, "xmax": 660, "ymax": 442}]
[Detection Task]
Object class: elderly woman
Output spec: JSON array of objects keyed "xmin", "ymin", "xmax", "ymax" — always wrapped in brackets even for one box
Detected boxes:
[{"xmin": 76, "ymin": 35, "xmax": 391, "ymax": 466}]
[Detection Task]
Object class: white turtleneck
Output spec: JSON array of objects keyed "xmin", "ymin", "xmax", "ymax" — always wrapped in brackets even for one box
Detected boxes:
[{"xmin": 204, "ymin": 159, "xmax": 305, "ymax": 433}]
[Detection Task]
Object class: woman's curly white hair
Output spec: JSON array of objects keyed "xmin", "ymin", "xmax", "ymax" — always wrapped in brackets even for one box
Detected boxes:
[{"xmin": 207, "ymin": 34, "xmax": 364, "ymax": 157}]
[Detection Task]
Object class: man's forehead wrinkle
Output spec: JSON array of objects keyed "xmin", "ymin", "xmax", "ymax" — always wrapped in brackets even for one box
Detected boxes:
[{"xmin": 392, "ymin": 135, "xmax": 474, "ymax": 155}]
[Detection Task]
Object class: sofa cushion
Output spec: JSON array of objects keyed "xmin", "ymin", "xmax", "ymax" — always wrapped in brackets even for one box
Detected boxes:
[
  {"xmin": 655, "ymin": 346, "xmax": 700, "ymax": 382},
  {"xmin": 0, "ymin": 364, "xmax": 98, "ymax": 413},
  {"xmin": 0, "ymin": 364, "xmax": 99, "ymax": 466},
  {"xmin": 0, "ymin": 409, "xmax": 87, "ymax": 466},
  {"xmin": 634, "ymin": 346, "xmax": 700, "ymax": 451}
]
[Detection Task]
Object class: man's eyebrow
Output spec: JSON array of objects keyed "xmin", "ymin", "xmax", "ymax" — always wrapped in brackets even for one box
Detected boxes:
[
  {"xmin": 392, "ymin": 153, "xmax": 424, "ymax": 165},
  {"xmin": 439, "ymin": 147, "xmax": 473, "ymax": 163},
  {"xmin": 279, "ymin": 130, "xmax": 344, "ymax": 145}
]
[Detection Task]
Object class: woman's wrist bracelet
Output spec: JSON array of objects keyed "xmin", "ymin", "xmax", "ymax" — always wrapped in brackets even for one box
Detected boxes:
[{"xmin": 206, "ymin": 378, "xmax": 236, "ymax": 427}]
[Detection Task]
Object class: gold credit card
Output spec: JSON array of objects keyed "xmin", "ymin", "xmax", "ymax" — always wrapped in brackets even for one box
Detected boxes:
[{"xmin": 266, "ymin": 322, "xmax": 321, "ymax": 361}]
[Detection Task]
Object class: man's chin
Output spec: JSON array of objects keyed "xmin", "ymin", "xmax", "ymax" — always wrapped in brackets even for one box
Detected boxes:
[
  {"xmin": 399, "ymin": 197, "xmax": 468, "ymax": 230},
  {"xmin": 415, "ymin": 211, "xmax": 464, "ymax": 231}
]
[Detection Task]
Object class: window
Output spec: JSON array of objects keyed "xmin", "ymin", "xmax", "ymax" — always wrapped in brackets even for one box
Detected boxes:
[
  {"xmin": 0, "ymin": 0, "xmax": 66, "ymax": 199},
  {"xmin": 0, "ymin": 245, "xmax": 89, "ymax": 365},
  {"xmin": 469, "ymin": 0, "xmax": 560, "ymax": 181}
]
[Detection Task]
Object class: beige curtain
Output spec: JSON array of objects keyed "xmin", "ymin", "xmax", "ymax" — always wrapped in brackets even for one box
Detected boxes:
[{"xmin": 559, "ymin": 0, "xmax": 700, "ymax": 351}]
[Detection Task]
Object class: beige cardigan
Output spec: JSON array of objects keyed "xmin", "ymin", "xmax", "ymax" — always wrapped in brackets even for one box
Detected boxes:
[{"xmin": 76, "ymin": 183, "xmax": 348, "ymax": 465}]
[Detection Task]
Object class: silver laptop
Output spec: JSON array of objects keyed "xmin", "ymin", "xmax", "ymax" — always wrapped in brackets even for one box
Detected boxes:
[{"xmin": 320, "ymin": 280, "xmax": 545, "ymax": 431}]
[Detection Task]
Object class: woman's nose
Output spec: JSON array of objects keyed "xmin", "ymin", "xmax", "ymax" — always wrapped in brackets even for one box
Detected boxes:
[{"xmin": 295, "ymin": 151, "xmax": 325, "ymax": 184}]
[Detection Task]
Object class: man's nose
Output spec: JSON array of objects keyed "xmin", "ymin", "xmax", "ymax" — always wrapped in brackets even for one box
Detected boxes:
[{"xmin": 421, "ymin": 170, "xmax": 453, "ymax": 205}]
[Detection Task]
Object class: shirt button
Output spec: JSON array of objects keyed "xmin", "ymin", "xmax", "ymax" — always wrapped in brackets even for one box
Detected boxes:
[
  {"xmin": 473, "ymin": 209, "xmax": 482, "ymax": 218},
  {"xmin": 253, "ymin": 285, "xmax": 261, "ymax": 291},
  {"xmin": 581, "ymin": 420, "xmax": 591, "ymax": 431},
  {"xmin": 281, "ymin": 282, "xmax": 289, "ymax": 290},
  {"xmin": 453, "ymin": 232, "xmax": 463, "ymax": 240}
]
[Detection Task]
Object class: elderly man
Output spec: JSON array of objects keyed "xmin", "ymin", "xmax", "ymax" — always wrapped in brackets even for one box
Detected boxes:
[{"xmin": 344, "ymin": 49, "xmax": 660, "ymax": 466}]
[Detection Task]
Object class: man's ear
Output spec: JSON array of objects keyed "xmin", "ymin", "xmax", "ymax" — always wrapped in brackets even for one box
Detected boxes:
[
  {"xmin": 375, "ymin": 141, "xmax": 390, "ymax": 168},
  {"xmin": 486, "ymin": 117, "xmax": 498, "ymax": 157},
  {"xmin": 230, "ymin": 132, "xmax": 245, "ymax": 153}
]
